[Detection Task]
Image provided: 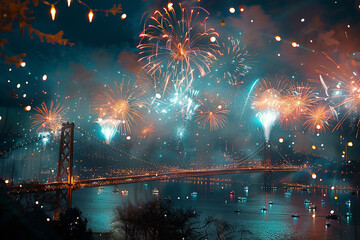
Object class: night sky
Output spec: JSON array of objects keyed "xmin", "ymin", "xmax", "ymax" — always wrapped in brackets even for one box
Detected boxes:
[{"xmin": 1, "ymin": 0, "xmax": 360, "ymax": 167}]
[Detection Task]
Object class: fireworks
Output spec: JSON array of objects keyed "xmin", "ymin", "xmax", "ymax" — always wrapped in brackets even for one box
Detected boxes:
[
  {"xmin": 278, "ymin": 83, "xmax": 316, "ymax": 130},
  {"xmin": 138, "ymin": 3, "xmax": 219, "ymax": 94},
  {"xmin": 288, "ymin": 83, "xmax": 317, "ymax": 115},
  {"xmin": 253, "ymin": 77, "xmax": 288, "ymax": 140},
  {"xmin": 315, "ymin": 53, "xmax": 360, "ymax": 135},
  {"xmin": 257, "ymin": 109, "xmax": 279, "ymax": 142},
  {"xmin": 93, "ymin": 77, "xmax": 147, "ymax": 135},
  {"xmin": 278, "ymin": 100, "xmax": 298, "ymax": 130},
  {"xmin": 303, "ymin": 103, "xmax": 333, "ymax": 133},
  {"xmin": 195, "ymin": 94, "xmax": 229, "ymax": 131},
  {"xmin": 96, "ymin": 118, "xmax": 121, "ymax": 144},
  {"xmin": 153, "ymin": 87, "xmax": 200, "ymax": 122},
  {"xmin": 210, "ymin": 37, "xmax": 253, "ymax": 86},
  {"xmin": 32, "ymin": 101, "xmax": 66, "ymax": 134},
  {"xmin": 170, "ymin": 89, "xmax": 200, "ymax": 120},
  {"xmin": 253, "ymin": 77, "xmax": 289, "ymax": 112},
  {"xmin": 141, "ymin": 122, "xmax": 155, "ymax": 138}
]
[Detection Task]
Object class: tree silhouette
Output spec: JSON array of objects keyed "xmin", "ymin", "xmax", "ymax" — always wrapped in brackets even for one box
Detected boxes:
[
  {"xmin": 56, "ymin": 207, "xmax": 92, "ymax": 240},
  {"xmin": 112, "ymin": 198, "xmax": 244, "ymax": 240}
]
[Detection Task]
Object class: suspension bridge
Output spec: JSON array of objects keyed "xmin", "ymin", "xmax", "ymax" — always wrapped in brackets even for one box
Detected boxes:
[{"xmin": 0, "ymin": 122, "xmax": 303, "ymax": 219}]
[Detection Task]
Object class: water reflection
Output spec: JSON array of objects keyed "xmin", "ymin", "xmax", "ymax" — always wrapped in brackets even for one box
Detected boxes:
[{"xmin": 72, "ymin": 174, "xmax": 359, "ymax": 239}]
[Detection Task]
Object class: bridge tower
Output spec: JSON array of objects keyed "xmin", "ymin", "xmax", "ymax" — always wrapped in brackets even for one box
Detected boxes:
[
  {"xmin": 56, "ymin": 122, "xmax": 75, "ymax": 184},
  {"xmin": 54, "ymin": 122, "xmax": 75, "ymax": 220},
  {"xmin": 263, "ymin": 142, "xmax": 273, "ymax": 190}
]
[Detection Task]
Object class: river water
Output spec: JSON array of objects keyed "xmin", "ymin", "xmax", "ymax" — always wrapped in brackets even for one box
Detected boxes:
[{"xmin": 72, "ymin": 173, "xmax": 359, "ymax": 239}]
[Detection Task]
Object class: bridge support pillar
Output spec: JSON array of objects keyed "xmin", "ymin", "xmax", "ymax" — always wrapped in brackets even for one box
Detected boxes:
[
  {"xmin": 57, "ymin": 122, "xmax": 74, "ymax": 185},
  {"xmin": 264, "ymin": 142, "xmax": 273, "ymax": 191},
  {"xmin": 54, "ymin": 122, "xmax": 74, "ymax": 220},
  {"xmin": 53, "ymin": 187, "xmax": 72, "ymax": 220}
]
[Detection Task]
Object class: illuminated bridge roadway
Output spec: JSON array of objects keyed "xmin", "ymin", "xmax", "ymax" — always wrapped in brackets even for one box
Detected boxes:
[{"xmin": 8, "ymin": 166, "xmax": 302, "ymax": 193}]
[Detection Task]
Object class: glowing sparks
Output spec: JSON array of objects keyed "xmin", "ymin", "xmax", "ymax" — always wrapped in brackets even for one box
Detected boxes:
[
  {"xmin": 88, "ymin": 10, "xmax": 94, "ymax": 23},
  {"xmin": 93, "ymin": 77, "xmax": 147, "ymax": 135},
  {"xmin": 50, "ymin": 4, "xmax": 56, "ymax": 21},
  {"xmin": 289, "ymin": 83, "xmax": 317, "ymax": 115},
  {"xmin": 138, "ymin": 3, "xmax": 219, "ymax": 94},
  {"xmin": 257, "ymin": 109, "xmax": 279, "ymax": 142},
  {"xmin": 253, "ymin": 77, "xmax": 288, "ymax": 140},
  {"xmin": 278, "ymin": 83, "xmax": 317, "ymax": 129},
  {"xmin": 32, "ymin": 101, "xmax": 65, "ymax": 134},
  {"xmin": 315, "ymin": 53, "xmax": 360, "ymax": 135},
  {"xmin": 211, "ymin": 38, "xmax": 253, "ymax": 86},
  {"xmin": 195, "ymin": 94, "xmax": 229, "ymax": 131},
  {"xmin": 253, "ymin": 77, "xmax": 288, "ymax": 112},
  {"xmin": 304, "ymin": 103, "xmax": 333, "ymax": 133},
  {"xmin": 97, "ymin": 118, "xmax": 120, "ymax": 144},
  {"xmin": 141, "ymin": 122, "xmax": 155, "ymax": 138}
]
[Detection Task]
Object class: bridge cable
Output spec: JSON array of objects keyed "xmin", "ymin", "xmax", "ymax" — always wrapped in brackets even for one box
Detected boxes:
[
  {"xmin": 231, "ymin": 144, "xmax": 265, "ymax": 165},
  {"xmin": 272, "ymin": 146, "xmax": 293, "ymax": 166},
  {"xmin": 0, "ymin": 135, "xmax": 47, "ymax": 156},
  {"xmin": 75, "ymin": 126, "xmax": 175, "ymax": 171}
]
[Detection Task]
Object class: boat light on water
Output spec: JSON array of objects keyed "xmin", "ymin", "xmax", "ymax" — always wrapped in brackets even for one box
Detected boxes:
[
  {"xmin": 308, "ymin": 204, "xmax": 316, "ymax": 210},
  {"xmin": 152, "ymin": 188, "xmax": 159, "ymax": 195}
]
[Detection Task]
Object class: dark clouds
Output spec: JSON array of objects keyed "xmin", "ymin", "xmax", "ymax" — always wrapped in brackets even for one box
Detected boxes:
[
  {"xmin": 117, "ymin": 50, "xmax": 141, "ymax": 74},
  {"xmin": 226, "ymin": 5, "xmax": 277, "ymax": 48}
]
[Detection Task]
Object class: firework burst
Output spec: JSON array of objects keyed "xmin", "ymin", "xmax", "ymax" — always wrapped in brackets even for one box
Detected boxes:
[
  {"xmin": 32, "ymin": 101, "xmax": 66, "ymax": 134},
  {"xmin": 315, "ymin": 53, "xmax": 360, "ymax": 135},
  {"xmin": 289, "ymin": 83, "xmax": 317, "ymax": 115},
  {"xmin": 96, "ymin": 118, "xmax": 121, "ymax": 144},
  {"xmin": 210, "ymin": 37, "xmax": 253, "ymax": 86},
  {"xmin": 252, "ymin": 77, "xmax": 289, "ymax": 140},
  {"xmin": 93, "ymin": 77, "xmax": 147, "ymax": 135},
  {"xmin": 195, "ymin": 94, "xmax": 229, "ymax": 131},
  {"xmin": 277, "ymin": 83, "xmax": 317, "ymax": 130},
  {"xmin": 253, "ymin": 77, "xmax": 289, "ymax": 112},
  {"xmin": 141, "ymin": 122, "xmax": 156, "ymax": 138},
  {"xmin": 138, "ymin": 3, "xmax": 219, "ymax": 94},
  {"xmin": 303, "ymin": 103, "xmax": 334, "ymax": 133},
  {"xmin": 278, "ymin": 99, "xmax": 299, "ymax": 130}
]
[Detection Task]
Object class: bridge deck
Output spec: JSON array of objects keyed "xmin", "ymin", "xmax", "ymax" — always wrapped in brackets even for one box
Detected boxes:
[{"xmin": 6, "ymin": 167, "xmax": 301, "ymax": 193}]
